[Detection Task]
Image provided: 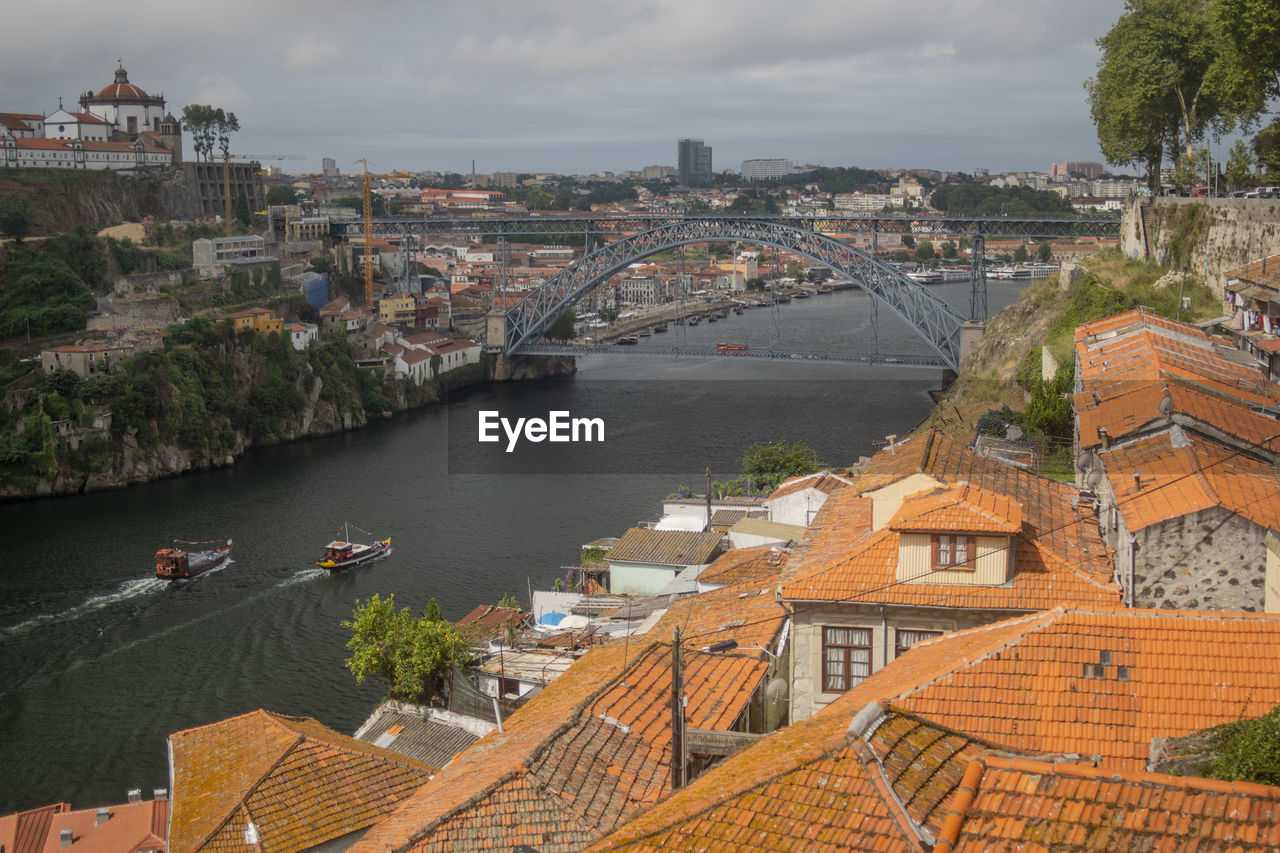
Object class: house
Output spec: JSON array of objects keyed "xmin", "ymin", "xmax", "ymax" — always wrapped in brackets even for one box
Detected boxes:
[
  {"xmin": 605, "ymin": 528, "xmax": 723, "ymax": 595},
  {"xmin": 1222, "ymin": 253, "xmax": 1280, "ymax": 379},
  {"xmin": 353, "ymin": 701, "xmax": 484, "ymax": 770},
  {"xmin": 764, "ymin": 470, "xmax": 853, "ymax": 527},
  {"xmin": 695, "ymin": 545, "xmax": 788, "ymax": 593},
  {"xmin": 166, "ymin": 709, "xmax": 435, "ymax": 853},
  {"xmin": 726, "ymin": 517, "xmax": 806, "ymax": 549},
  {"xmin": 41, "ymin": 343, "xmax": 131, "ymax": 378},
  {"xmin": 285, "ymin": 322, "xmax": 319, "ymax": 351},
  {"xmin": 782, "ymin": 430, "xmax": 1119, "ymax": 720},
  {"xmin": 0, "ymin": 790, "xmax": 169, "ymax": 853},
  {"xmin": 1074, "ymin": 309, "xmax": 1280, "ymax": 611},
  {"xmin": 222, "ymin": 307, "xmax": 282, "ymax": 335},
  {"xmin": 430, "ymin": 338, "xmax": 481, "ymax": 373},
  {"xmin": 589, "ymin": 607, "xmax": 1280, "ymax": 851},
  {"xmin": 318, "ymin": 297, "xmax": 351, "ymax": 334},
  {"xmin": 393, "ymin": 348, "xmax": 433, "ymax": 384}
]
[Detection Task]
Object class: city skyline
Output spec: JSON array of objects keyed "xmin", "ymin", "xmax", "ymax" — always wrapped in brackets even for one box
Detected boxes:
[{"xmin": 1, "ymin": 1, "xmax": 1131, "ymax": 177}]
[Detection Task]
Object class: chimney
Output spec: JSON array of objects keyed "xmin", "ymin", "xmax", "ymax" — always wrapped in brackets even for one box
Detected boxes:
[
  {"xmin": 95, "ymin": 808, "xmax": 110, "ymax": 826},
  {"xmin": 1133, "ymin": 472, "xmax": 1143, "ymax": 491},
  {"xmin": 127, "ymin": 788, "xmax": 141, "ymax": 804},
  {"xmin": 60, "ymin": 830, "xmax": 73, "ymax": 849},
  {"xmin": 153, "ymin": 788, "xmax": 168, "ymax": 801}
]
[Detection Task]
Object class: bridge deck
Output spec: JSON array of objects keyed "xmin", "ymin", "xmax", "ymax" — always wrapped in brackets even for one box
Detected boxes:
[{"xmin": 517, "ymin": 343, "xmax": 949, "ymax": 368}]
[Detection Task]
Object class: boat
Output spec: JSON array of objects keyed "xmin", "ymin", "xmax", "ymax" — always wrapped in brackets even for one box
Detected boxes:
[
  {"xmin": 716, "ymin": 343, "xmax": 748, "ymax": 355},
  {"xmin": 638, "ymin": 329, "xmax": 652, "ymax": 337},
  {"xmin": 652, "ymin": 322, "xmax": 668, "ymax": 333},
  {"xmin": 155, "ymin": 539, "xmax": 233, "ymax": 580},
  {"xmin": 316, "ymin": 523, "xmax": 391, "ymax": 570},
  {"xmin": 617, "ymin": 334, "xmax": 640, "ymax": 345}
]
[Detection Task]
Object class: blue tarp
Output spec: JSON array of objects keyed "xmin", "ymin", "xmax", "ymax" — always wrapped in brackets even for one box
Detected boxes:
[{"xmin": 539, "ymin": 611, "xmax": 567, "ymax": 626}]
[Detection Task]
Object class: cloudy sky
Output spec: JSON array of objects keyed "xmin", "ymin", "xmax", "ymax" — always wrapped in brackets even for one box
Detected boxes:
[{"xmin": 2, "ymin": 0, "xmax": 1129, "ymax": 177}]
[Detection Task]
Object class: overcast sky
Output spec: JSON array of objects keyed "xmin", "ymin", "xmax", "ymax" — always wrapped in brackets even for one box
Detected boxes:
[{"xmin": 2, "ymin": 0, "xmax": 1130, "ymax": 177}]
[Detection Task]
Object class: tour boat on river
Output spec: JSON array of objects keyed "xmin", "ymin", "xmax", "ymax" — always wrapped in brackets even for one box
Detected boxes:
[
  {"xmin": 316, "ymin": 523, "xmax": 391, "ymax": 570},
  {"xmin": 155, "ymin": 539, "xmax": 233, "ymax": 580}
]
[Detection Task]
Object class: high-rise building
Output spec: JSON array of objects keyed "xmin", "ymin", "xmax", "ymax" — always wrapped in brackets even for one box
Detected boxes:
[
  {"xmin": 677, "ymin": 138, "xmax": 712, "ymax": 186},
  {"xmin": 322, "ymin": 157, "xmax": 338, "ymax": 176},
  {"xmin": 741, "ymin": 158, "xmax": 792, "ymax": 181}
]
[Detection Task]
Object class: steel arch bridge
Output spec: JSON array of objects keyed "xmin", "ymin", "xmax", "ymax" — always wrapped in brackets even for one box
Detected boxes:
[{"xmin": 503, "ymin": 218, "xmax": 971, "ymax": 371}]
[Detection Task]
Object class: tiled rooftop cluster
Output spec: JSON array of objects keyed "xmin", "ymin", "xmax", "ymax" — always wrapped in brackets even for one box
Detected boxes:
[
  {"xmin": 1074, "ymin": 307, "xmax": 1280, "ymax": 610},
  {"xmin": 166, "ymin": 710, "xmax": 435, "ymax": 853},
  {"xmin": 591, "ymin": 608, "xmax": 1280, "ymax": 851}
]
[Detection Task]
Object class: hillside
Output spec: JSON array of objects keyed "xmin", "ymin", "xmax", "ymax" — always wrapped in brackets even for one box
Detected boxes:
[{"xmin": 0, "ymin": 168, "xmax": 195, "ymax": 237}]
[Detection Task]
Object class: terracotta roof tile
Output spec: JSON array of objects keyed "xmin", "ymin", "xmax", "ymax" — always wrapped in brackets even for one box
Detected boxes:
[
  {"xmin": 767, "ymin": 470, "xmax": 854, "ymax": 500},
  {"xmin": 167, "ymin": 710, "xmax": 435, "ymax": 853},
  {"xmin": 886, "ymin": 483, "xmax": 1023, "ymax": 534},
  {"xmin": 350, "ymin": 640, "xmax": 768, "ymax": 853},
  {"xmin": 1101, "ymin": 431, "xmax": 1280, "ymax": 532},
  {"xmin": 696, "ymin": 546, "xmax": 788, "ymax": 587},
  {"xmin": 592, "ymin": 608, "xmax": 1280, "ymax": 851}
]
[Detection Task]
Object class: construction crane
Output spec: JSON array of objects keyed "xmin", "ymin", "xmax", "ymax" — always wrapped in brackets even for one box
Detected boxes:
[
  {"xmin": 355, "ymin": 160, "xmax": 414, "ymax": 309},
  {"xmin": 219, "ymin": 153, "xmax": 305, "ymax": 236}
]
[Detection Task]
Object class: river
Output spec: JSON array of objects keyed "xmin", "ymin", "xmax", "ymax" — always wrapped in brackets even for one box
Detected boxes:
[{"xmin": 0, "ymin": 280, "xmax": 1027, "ymax": 812}]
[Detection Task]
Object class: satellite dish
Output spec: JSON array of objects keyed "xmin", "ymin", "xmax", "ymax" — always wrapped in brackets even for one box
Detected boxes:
[
  {"xmin": 765, "ymin": 677, "xmax": 789, "ymax": 704},
  {"xmin": 1075, "ymin": 450, "xmax": 1094, "ymax": 473},
  {"xmin": 1085, "ymin": 469, "xmax": 1104, "ymax": 490}
]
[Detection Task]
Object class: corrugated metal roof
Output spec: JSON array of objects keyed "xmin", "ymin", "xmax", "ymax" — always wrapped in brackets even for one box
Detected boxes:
[
  {"xmin": 357, "ymin": 708, "xmax": 479, "ymax": 770},
  {"xmin": 607, "ymin": 528, "xmax": 722, "ymax": 566}
]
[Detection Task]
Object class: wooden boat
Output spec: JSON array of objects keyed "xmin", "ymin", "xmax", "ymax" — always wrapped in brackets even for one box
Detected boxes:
[
  {"xmin": 316, "ymin": 523, "xmax": 390, "ymax": 570},
  {"xmin": 156, "ymin": 539, "xmax": 233, "ymax": 580}
]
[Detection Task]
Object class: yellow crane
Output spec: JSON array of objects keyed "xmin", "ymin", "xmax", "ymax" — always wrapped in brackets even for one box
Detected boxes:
[{"xmin": 355, "ymin": 160, "xmax": 413, "ymax": 310}]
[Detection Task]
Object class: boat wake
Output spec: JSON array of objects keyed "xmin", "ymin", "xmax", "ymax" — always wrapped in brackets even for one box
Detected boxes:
[
  {"xmin": 276, "ymin": 567, "xmax": 328, "ymax": 587},
  {"xmin": 1, "ymin": 577, "xmax": 168, "ymax": 638}
]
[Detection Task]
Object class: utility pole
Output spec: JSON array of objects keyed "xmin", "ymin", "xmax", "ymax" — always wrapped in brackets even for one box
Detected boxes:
[
  {"xmin": 670, "ymin": 628, "xmax": 686, "ymax": 791},
  {"xmin": 705, "ymin": 467, "xmax": 712, "ymax": 530}
]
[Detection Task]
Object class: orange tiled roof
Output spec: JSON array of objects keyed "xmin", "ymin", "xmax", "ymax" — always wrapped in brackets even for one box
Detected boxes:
[
  {"xmin": 0, "ymin": 800, "xmax": 168, "ymax": 853},
  {"xmin": 1101, "ymin": 430, "xmax": 1280, "ymax": 532},
  {"xmin": 648, "ymin": 577, "xmax": 787, "ymax": 656},
  {"xmin": 1225, "ymin": 253, "xmax": 1280, "ymax": 291},
  {"xmin": 886, "ymin": 483, "xmax": 1023, "ymax": 534},
  {"xmin": 167, "ymin": 709, "xmax": 435, "ymax": 853},
  {"xmin": 592, "ymin": 608, "xmax": 1280, "ymax": 851},
  {"xmin": 856, "ymin": 432, "xmax": 1113, "ymax": 579},
  {"xmin": 780, "ymin": 514, "xmax": 1121, "ymax": 611},
  {"xmin": 696, "ymin": 546, "xmax": 788, "ymax": 587},
  {"xmin": 350, "ymin": 640, "xmax": 768, "ymax": 853},
  {"xmin": 950, "ymin": 754, "xmax": 1280, "ymax": 851}
]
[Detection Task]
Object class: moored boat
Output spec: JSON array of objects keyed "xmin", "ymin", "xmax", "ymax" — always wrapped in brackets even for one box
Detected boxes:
[
  {"xmin": 316, "ymin": 523, "xmax": 391, "ymax": 570},
  {"xmin": 155, "ymin": 539, "xmax": 233, "ymax": 580}
]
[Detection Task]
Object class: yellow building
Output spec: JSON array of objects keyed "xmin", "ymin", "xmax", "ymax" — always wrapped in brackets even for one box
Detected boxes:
[
  {"xmin": 222, "ymin": 307, "xmax": 282, "ymax": 335},
  {"xmin": 377, "ymin": 293, "xmax": 417, "ymax": 326}
]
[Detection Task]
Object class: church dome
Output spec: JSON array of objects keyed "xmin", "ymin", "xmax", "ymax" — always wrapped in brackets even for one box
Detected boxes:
[{"xmin": 94, "ymin": 64, "xmax": 149, "ymax": 100}]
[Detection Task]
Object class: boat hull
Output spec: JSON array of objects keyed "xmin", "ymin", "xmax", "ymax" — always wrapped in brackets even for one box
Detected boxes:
[
  {"xmin": 316, "ymin": 539, "xmax": 391, "ymax": 570},
  {"xmin": 156, "ymin": 541, "xmax": 233, "ymax": 580}
]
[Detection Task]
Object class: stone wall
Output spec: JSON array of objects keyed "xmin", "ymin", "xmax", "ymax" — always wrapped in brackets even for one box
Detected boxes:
[
  {"xmin": 1121, "ymin": 197, "xmax": 1280, "ymax": 296},
  {"xmin": 1133, "ymin": 507, "xmax": 1265, "ymax": 612}
]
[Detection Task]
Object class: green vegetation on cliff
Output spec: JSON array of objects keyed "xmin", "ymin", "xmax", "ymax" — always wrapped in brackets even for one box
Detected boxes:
[{"xmin": 0, "ymin": 318, "xmax": 465, "ymax": 494}]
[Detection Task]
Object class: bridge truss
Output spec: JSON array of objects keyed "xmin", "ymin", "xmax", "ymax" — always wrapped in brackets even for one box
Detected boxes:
[{"xmin": 501, "ymin": 219, "xmax": 970, "ymax": 371}]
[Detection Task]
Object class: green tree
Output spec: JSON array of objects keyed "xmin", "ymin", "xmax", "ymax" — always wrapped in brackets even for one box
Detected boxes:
[
  {"xmin": 0, "ymin": 193, "xmax": 35, "ymax": 244},
  {"xmin": 545, "ymin": 309, "xmax": 576, "ymax": 342},
  {"xmin": 940, "ymin": 241, "xmax": 958, "ymax": 260},
  {"xmin": 1253, "ymin": 119, "xmax": 1280, "ymax": 176},
  {"xmin": 1225, "ymin": 139, "xmax": 1256, "ymax": 186},
  {"xmin": 914, "ymin": 240, "xmax": 936, "ymax": 263},
  {"xmin": 266, "ymin": 185, "xmax": 297, "ymax": 206},
  {"xmin": 181, "ymin": 105, "xmax": 238, "ymax": 162},
  {"xmin": 343, "ymin": 593, "xmax": 470, "ymax": 704},
  {"xmin": 734, "ymin": 439, "xmax": 821, "ymax": 496},
  {"xmin": 1013, "ymin": 245, "xmax": 1029, "ymax": 264},
  {"xmin": 1088, "ymin": 0, "xmax": 1272, "ymax": 191},
  {"xmin": 235, "ymin": 193, "xmax": 251, "ymax": 227},
  {"xmin": 1037, "ymin": 241, "xmax": 1053, "ymax": 263}
]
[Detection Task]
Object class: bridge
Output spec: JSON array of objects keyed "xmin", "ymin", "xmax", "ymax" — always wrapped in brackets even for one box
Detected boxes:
[{"xmin": 341, "ymin": 212, "xmax": 1121, "ymax": 373}]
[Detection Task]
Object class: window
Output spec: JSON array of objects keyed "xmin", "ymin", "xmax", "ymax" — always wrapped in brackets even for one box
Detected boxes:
[
  {"xmin": 822, "ymin": 626, "xmax": 871, "ymax": 692},
  {"xmin": 933, "ymin": 534, "xmax": 976, "ymax": 569},
  {"xmin": 895, "ymin": 628, "xmax": 943, "ymax": 659}
]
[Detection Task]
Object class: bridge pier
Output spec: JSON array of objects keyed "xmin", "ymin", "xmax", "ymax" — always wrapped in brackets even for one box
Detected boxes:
[
  {"xmin": 959, "ymin": 321, "xmax": 986, "ymax": 369},
  {"xmin": 486, "ymin": 309, "xmax": 507, "ymax": 350}
]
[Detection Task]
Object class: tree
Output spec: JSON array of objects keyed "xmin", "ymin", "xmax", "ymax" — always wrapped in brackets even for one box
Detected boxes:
[
  {"xmin": 738, "ymin": 439, "xmax": 820, "ymax": 495},
  {"xmin": 235, "ymin": 193, "xmax": 251, "ymax": 226},
  {"xmin": 545, "ymin": 309, "xmax": 576, "ymax": 342},
  {"xmin": 1225, "ymin": 139, "xmax": 1256, "ymax": 187},
  {"xmin": 914, "ymin": 240, "xmax": 936, "ymax": 263},
  {"xmin": 1254, "ymin": 119, "xmax": 1280, "ymax": 176},
  {"xmin": 1037, "ymin": 241, "xmax": 1053, "ymax": 263},
  {"xmin": 343, "ymin": 593, "xmax": 470, "ymax": 704},
  {"xmin": 266, "ymin": 185, "xmax": 297, "ymax": 206},
  {"xmin": 0, "ymin": 193, "xmax": 35, "ymax": 244},
  {"xmin": 180, "ymin": 104, "xmax": 238, "ymax": 163},
  {"xmin": 940, "ymin": 241, "xmax": 958, "ymax": 260},
  {"xmin": 1087, "ymin": 0, "xmax": 1272, "ymax": 191},
  {"xmin": 1013, "ymin": 245, "xmax": 1029, "ymax": 264}
]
